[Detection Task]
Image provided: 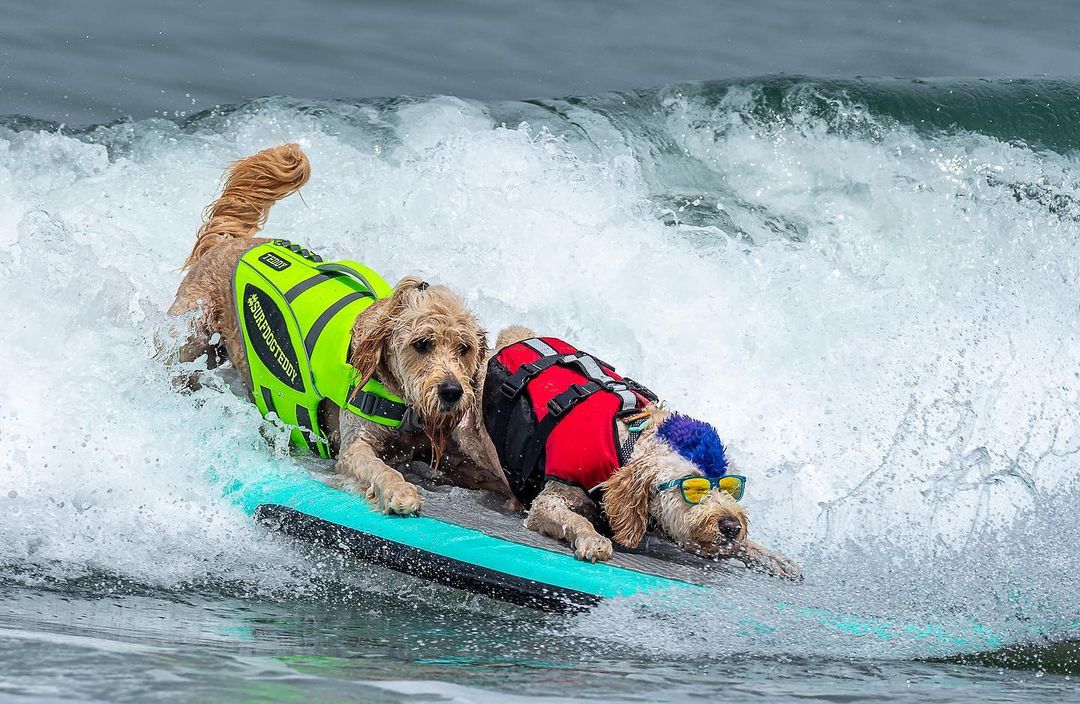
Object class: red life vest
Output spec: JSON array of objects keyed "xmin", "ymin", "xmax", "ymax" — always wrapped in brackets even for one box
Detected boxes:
[{"xmin": 482, "ymin": 337, "xmax": 656, "ymax": 504}]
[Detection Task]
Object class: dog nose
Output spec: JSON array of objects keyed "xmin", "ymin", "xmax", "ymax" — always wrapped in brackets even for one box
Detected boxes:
[
  {"xmin": 437, "ymin": 380, "xmax": 464, "ymax": 405},
  {"xmin": 718, "ymin": 517, "xmax": 742, "ymax": 541}
]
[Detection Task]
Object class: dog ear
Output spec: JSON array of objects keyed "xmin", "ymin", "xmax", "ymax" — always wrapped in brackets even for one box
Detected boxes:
[
  {"xmin": 349, "ymin": 276, "xmax": 427, "ymax": 387},
  {"xmin": 602, "ymin": 462, "xmax": 656, "ymax": 548},
  {"xmin": 471, "ymin": 328, "xmax": 490, "ymax": 384}
]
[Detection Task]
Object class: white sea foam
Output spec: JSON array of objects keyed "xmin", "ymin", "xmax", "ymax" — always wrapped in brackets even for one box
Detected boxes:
[{"xmin": 1, "ymin": 88, "xmax": 1078, "ymax": 654}]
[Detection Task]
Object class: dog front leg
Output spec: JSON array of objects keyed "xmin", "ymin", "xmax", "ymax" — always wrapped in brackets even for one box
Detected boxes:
[
  {"xmin": 336, "ymin": 437, "xmax": 422, "ymax": 516},
  {"xmin": 525, "ymin": 484, "xmax": 613, "ymax": 563},
  {"xmin": 736, "ymin": 539, "xmax": 803, "ymax": 582}
]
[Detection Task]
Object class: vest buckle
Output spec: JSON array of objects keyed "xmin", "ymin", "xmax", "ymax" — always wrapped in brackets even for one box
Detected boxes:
[
  {"xmin": 500, "ymin": 377, "xmax": 525, "ymax": 398},
  {"xmin": 547, "ymin": 382, "xmax": 600, "ymax": 418},
  {"xmin": 359, "ymin": 391, "xmax": 379, "ymax": 416},
  {"xmin": 500, "ymin": 361, "xmax": 540, "ymax": 398},
  {"xmin": 398, "ymin": 407, "xmax": 422, "ymax": 432}
]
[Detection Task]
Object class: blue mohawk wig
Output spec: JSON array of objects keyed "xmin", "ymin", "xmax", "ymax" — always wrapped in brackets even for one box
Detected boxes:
[{"xmin": 656, "ymin": 414, "xmax": 729, "ymax": 478}]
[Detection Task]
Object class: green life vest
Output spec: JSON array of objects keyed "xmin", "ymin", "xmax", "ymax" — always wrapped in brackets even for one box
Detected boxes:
[{"xmin": 234, "ymin": 240, "xmax": 413, "ymax": 458}]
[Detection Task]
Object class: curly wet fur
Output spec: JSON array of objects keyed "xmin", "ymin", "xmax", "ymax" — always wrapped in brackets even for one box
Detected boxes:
[
  {"xmin": 169, "ymin": 143, "xmax": 501, "ymax": 515},
  {"xmin": 605, "ymin": 421, "xmax": 747, "ymax": 555},
  {"xmin": 166, "ymin": 145, "xmax": 800, "ymax": 575},
  {"xmin": 185, "ymin": 143, "xmax": 310, "ymax": 268},
  {"xmin": 655, "ymin": 413, "xmax": 729, "ymax": 478},
  {"xmin": 348, "ymin": 276, "xmax": 488, "ymax": 467},
  {"xmin": 460, "ymin": 325, "xmax": 803, "ymax": 579}
]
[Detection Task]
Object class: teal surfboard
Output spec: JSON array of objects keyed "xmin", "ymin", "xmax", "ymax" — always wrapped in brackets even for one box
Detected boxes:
[
  {"xmin": 222, "ymin": 467, "xmax": 697, "ymax": 609},
  {"xmin": 222, "ymin": 467, "xmax": 1017, "ymax": 653}
]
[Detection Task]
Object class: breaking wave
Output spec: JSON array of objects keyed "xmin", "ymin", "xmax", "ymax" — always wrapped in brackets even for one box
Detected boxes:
[{"xmin": 2, "ymin": 76, "xmax": 1079, "ymax": 660}]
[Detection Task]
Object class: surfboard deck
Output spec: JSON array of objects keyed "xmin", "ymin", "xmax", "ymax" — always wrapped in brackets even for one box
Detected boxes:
[
  {"xmin": 223, "ymin": 465, "xmax": 723, "ymax": 610},
  {"xmin": 220, "ymin": 465, "xmax": 1016, "ymax": 653}
]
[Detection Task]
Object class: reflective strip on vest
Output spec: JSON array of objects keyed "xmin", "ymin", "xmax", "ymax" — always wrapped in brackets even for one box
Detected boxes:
[{"xmin": 234, "ymin": 241, "xmax": 399, "ymax": 457}]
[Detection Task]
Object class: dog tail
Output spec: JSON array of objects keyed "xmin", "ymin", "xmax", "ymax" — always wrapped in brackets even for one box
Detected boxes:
[{"xmin": 184, "ymin": 143, "xmax": 311, "ymax": 268}]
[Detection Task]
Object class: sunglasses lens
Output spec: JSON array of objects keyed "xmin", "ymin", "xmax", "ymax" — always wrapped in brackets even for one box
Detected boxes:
[
  {"xmin": 681, "ymin": 477, "xmax": 712, "ymax": 503},
  {"xmin": 718, "ymin": 476, "xmax": 745, "ymax": 501}
]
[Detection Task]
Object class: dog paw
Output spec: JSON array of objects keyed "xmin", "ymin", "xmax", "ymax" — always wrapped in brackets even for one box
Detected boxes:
[
  {"xmin": 735, "ymin": 541, "xmax": 803, "ymax": 582},
  {"xmin": 763, "ymin": 553, "xmax": 803, "ymax": 582},
  {"xmin": 573, "ymin": 534, "xmax": 613, "ymax": 563},
  {"xmin": 375, "ymin": 481, "xmax": 423, "ymax": 516}
]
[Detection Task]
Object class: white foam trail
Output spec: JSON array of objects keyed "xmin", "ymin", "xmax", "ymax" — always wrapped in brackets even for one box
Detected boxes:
[{"xmin": 1, "ymin": 88, "xmax": 1078, "ymax": 653}]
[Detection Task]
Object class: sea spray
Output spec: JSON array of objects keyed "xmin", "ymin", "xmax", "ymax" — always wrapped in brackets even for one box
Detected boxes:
[{"xmin": 2, "ymin": 79, "xmax": 1079, "ymax": 656}]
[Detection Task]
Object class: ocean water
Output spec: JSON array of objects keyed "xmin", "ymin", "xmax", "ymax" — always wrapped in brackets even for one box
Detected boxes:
[
  {"xmin": 5, "ymin": 0, "xmax": 1080, "ymax": 125},
  {"xmin": 3, "ymin": 2, "xmax": 1080, "ymax": 702}
]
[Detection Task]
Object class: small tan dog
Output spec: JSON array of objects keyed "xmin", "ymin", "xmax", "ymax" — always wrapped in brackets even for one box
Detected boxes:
[
  {"xmin": 170, "ymin": 144, "xmax": 503, "ymax": 514},
  {"xmin": 458, "ymin": 326, "xmax": 802, "ymax": 580}
]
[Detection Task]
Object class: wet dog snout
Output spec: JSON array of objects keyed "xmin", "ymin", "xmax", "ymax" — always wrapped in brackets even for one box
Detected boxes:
[
  {"xmin": 718, "ymin": 517, "xmax": 742, "ymax": 541},
  {"xmin": 437, "ymin": 379, "xmax": 464, "ymax": 406}
]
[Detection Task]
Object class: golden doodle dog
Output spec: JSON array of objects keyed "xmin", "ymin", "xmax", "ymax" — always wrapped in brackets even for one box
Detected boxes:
[
  {"xmin": 458, "ymin": 326, "xmax": 802, "ymax": 580},
  {"xmin": 169, "ymin": 144, "xmax": 505, "ymax": 514}
]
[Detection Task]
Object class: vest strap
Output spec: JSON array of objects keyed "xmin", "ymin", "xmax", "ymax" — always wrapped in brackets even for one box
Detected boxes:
[
  {"xmin": 284, "ymin": 273, "xmax": 333, "ymax": 302},
  {"xmin": 303, "ymin": 291, "xmax": 374, "ymax": 357},
  {"xmin": 546, "ymin": 380, "xmax": 604, "ymax": 418},
  {"xmin": 621, "ymin": 377, "xmax": 659, "ymax": 404},
  {"xmin": 316, "ymin": 262, "xmax": 378, "ymax": 292},
  {"xmin": 295, "ymin": 404, "xmax": 328, "ymax": 457},
  {"xmin": 502, "ymin": 344, "xmax": 657, "ymax": 412},
  {"xmin": 617, "ymin": 417, "xmax": 650, "ymax": 465},
  {"xmin": 500, "ymin": 353, "xmax": 575, "ymax": 399},
  {"xmin": 346, "ymin": 379, "xmax": 421, "ymax": 431},
  {"xmin": 516, "ymin": 380, "xmax": 608, "ymax": 483}
]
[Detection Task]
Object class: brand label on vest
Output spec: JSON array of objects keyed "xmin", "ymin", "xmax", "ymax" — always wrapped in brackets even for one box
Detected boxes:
[
  {"xmin": 242, "ymin": 284, "xmax": 304, "ymax": 392},
  {"xmin": 258, "ymin": 252, "xmax": 291, "ymax": 271}
]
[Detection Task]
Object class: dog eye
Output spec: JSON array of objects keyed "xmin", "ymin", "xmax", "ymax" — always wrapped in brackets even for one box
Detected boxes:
[
  {"xmin": 412, "ymin": 339, "xmax": 433, "ymax": 354},
  {"xmin": 458, "ymin": 343, "xmax": 472, "ymax": 356}
]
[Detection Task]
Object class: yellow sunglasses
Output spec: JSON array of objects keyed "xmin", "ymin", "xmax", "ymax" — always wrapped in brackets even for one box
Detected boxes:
[{"xmin": 656, "ymin": 475, "xmax": 746, "ymax": 504}]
